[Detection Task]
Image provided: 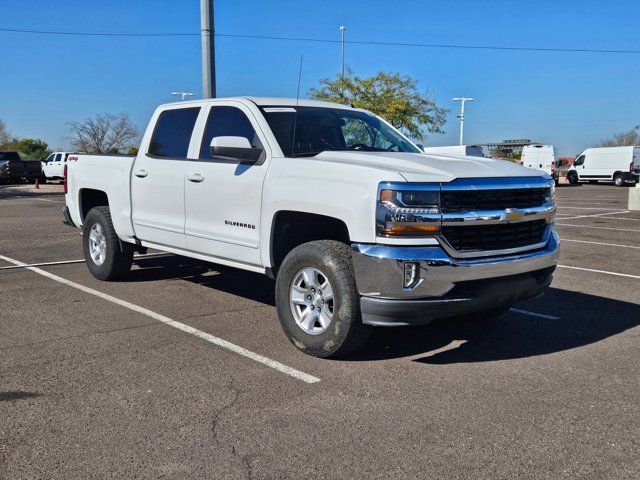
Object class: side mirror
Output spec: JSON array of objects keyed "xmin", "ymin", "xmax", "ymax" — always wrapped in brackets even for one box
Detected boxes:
[{"xmin": 210, "ymin": 136, "xmax": 263, "ymax": 162}]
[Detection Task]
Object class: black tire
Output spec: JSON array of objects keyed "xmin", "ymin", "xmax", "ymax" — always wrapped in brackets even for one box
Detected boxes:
[
  {"xmin": 275, "ymin": 240, "xmax": 371, "ymax": 358},
  {"xmin": 83, "ymin": 206, "xmax": 133, "ymax": 281},
  {"xmin": 613, "ymin": 173, "xmax": 624, "ymax": 187},
  {"xmin": 567, "ymin": 172, "xmax": 578, "ymax": 185}
]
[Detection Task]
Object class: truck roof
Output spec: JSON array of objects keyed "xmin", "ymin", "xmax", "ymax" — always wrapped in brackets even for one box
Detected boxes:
[{"xmin": 158, "ymin": 96, "xmax": 356, "ymax": 111}]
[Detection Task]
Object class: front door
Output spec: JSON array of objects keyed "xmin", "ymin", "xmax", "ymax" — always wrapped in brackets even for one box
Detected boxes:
[
  {"xmin": 131, "ymin": 106, "xmax": 201, "ymax": 249},
  {"xmin": 184, "ymin": 102, "xmax": 269, "ymax": 266}
]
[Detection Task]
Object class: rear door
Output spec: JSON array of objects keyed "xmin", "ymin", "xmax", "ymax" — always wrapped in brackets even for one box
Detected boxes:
[
  {"xmin": 184, "ymin": 102, "xmax": 270, "ymax": 266},
  {"xmin": 131, "ymin": 105, "xmax": 201, "ymax": 249}
]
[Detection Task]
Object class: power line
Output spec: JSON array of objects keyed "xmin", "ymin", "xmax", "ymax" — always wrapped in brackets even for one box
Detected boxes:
[{"xmin": 1, "ymin": 26, "xmax": 639, "ymax": 55}]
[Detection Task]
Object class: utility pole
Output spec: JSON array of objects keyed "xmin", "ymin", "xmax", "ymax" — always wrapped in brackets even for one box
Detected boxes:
[
  {"xmin": 201, "ymin": 0, "xmax": 216, "ymax": 98},
  {"xmin": 339, "ymin": 26, "xmax": 346, "ymax": 79},
  {"xmin": 452, "ymin": 97, "xmax": 474, "ymax": 145}
]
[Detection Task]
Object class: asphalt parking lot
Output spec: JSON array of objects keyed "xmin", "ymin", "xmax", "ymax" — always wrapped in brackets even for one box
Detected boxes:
[{"xmin": 1, "ymin": 183, "xmax": 639, "ymax": 479}]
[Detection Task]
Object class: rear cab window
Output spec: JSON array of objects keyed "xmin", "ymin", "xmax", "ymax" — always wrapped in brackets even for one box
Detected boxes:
[{"xmin": 148, "ymin": 107, "xmax": 201, "ymax": 158}]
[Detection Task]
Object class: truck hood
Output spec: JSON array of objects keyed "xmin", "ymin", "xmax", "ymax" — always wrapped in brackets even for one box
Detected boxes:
[{"xmin": 309, "ymin": 151, "xmax": 545, "ymax": 183}]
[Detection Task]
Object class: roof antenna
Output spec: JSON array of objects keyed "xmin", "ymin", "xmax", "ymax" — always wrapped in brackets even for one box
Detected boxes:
[{"xmin": 290, "ymin": 53, "xmax": 303, "ymax": 157}]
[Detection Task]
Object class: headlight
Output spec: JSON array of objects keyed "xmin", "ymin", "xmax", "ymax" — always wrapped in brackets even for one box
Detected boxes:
[
  {"xmin": 376, "ymin": 186, "xmax": 441, "ymax": 237},
  {"xmin": 546, "ymin": 182, "xmax": 556, "ymax": 204}
]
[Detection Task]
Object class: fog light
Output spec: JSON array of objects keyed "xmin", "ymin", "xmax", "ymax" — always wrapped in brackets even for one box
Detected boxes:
[{"xmin": 403, "ymin": 262, "xmax": 421, "ymax": 289}]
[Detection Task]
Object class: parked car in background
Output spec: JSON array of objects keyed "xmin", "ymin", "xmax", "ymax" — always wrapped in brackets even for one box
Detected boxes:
[
  {"xmin": 42, "ymin": 152, "xmax": 71, "ymax": 181},
  {"xmin": 568, "ymin": 146, "xmax": 639, "ymax": 186},
  {"xmin": 421, "ymin": 145, "xmax": 485, "ymax": 157},
  {"xmin": 0, "ymin": 151, "xmax": 44, "ymax": 184},
  {"xmin": 521, "ymin": 145, "xmax": 559, "ymax": 184}
]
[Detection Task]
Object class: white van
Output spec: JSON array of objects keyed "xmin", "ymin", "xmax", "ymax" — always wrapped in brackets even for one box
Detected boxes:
[
  {"xmin": 422, "ymin": 145, "xmax": 485, "ymax": 157},
  {"xmin": 42, "ymin": 152, "xmax": 71, "ymax": 181},
  {"xmin": 521, "ymin": 145, "xmax": 558, "ymax": 181},
  {"xmin": 568, "ymin": 146, "xmax": 639, "ymax": 186}
]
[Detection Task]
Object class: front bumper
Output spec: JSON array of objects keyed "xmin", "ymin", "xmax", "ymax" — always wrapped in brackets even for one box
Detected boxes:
[{"xmin": 351, "ymin": 232, "xmax": 560, "ymax": 326}]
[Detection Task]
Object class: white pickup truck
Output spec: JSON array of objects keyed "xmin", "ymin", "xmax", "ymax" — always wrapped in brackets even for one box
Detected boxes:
[{"xmin": 63, "ymin": 97, "xmax": 559, "ymax": 357}]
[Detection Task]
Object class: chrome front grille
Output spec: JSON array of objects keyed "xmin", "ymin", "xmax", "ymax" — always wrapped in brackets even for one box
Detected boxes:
[
  {"xmin": 441, "ymin": 187, "xmax": 550, "ymax": 213},
  {"xmin": 437, "ymin": 177, "xmax": 555, "ymax": 258},
  {"xmin": 442, "ymin": 220, "xmax": 548, "ymax": 252}
]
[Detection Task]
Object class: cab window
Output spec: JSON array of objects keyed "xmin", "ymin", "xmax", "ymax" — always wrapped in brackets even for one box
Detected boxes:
[
  {"xmin": 574, "ymin": 155, "xmax": 585, "ymax": 166},
  {"xmin": 199, "ymin": 106, "xmax": 264, "ymax": 160},
  {"xmin": 148, "ymin": 107, "xmax": 201, "ymax": 158}
]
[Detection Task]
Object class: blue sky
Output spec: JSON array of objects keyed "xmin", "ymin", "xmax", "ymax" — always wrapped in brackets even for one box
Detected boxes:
[{"xmin": 1, "ymin": 0, "xmax": 639, "ymax": 156}]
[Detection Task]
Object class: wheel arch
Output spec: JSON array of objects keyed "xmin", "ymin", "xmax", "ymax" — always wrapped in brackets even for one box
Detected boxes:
[
  {"xmin": 79, "ymin": 188, "xmax": 110, "ymax": 221},
  {"xmin": 268, "ymin": 210, "xmax": 351, "ymax": 276}
]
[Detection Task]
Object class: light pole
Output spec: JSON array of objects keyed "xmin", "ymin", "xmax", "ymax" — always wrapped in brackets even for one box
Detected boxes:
[
  {"xmin": 339, "ymin": 26, "xmax": 346, "ymax": 79},
  {"xmin": 201, "ymin": 0, "xmax": 216, "ymax": 98},
  {"xmin": 171, "ymin": 91, "xmax": 195, "ymax": 101},
  {"xmin": 452, "ymin": 97, "xmax": 474, "ymax": 145}
]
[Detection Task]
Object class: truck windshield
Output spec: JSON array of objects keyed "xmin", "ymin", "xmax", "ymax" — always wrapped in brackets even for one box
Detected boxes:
[{"xmin": 260, "ymin": 106, "xmax": 420, "ymax": 157}]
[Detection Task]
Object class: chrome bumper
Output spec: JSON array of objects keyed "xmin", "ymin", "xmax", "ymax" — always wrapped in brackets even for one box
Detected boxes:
[{"xmin": 351, "ymin": 232, "xmax": 560, "ymax": 326}]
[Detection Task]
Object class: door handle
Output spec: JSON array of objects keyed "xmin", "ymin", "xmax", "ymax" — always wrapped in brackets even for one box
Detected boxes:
[
  {"xmin": 187, "ymin": 173, "xmax": 204, "ymax": 183},
  {"xmin": 134, "ymin": 169, "xmax": 148, "ymax": 178}
]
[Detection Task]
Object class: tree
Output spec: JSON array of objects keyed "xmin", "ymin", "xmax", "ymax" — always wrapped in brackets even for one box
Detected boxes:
[
  {"xmin": 309, "ymin": 70, "xmax": 447, "ymax": 140},
  {"xmin": 66, "ymin": 113, "xmax": 139, "ymax": 154},
  {"xmin": 596, "ymin": 125, "xmax": 640, "ymax": 147},
  {"xmin": 0, "ymin": 119, "xmax": 16, "ymax": 149},
  {"xmin": 16, "ymin": 138, "xmax": 52, "ymax": 160}
]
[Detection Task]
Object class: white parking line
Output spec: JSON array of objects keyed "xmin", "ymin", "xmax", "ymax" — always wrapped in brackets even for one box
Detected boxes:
[
  {"xmin": 0, "ymin": 259, "xmax": 86, "ymax": 270},
  {"xmin": 557, "ymin": 265, "xmax": 640, "ymax": 280},
  {"xmin": 555, "ymin": 223, "xmax": 640, "ymax": 233},
  {"xmin": 0, "ymin": 253, "xmax": 320, "ymax": 384},
  {"xmin": 509, "ymin": 308, "xmax": 559, "ymax": 320},
  {"xmin": 0, "ymin": 253, "xmax": 171, "ymax": 271},
  {"xmin": 561, "ymin": 239, "xmax": 640, "ymax": 250},
  {"xmin": 557, "ymin": 206, "xmax": 628, "ymax": 211},
  {"xmin": 556, "ymin": 201, "xmax": 624, "ymax": 206},
  {"xmin": 557, "ymin": 210, "xmax": 630, "ymax": 220},
  {"xmin": 31, "ymin": 197, "xmax": 65, "ymax": 204},
  {"xmin": 593, "ymin": 216, "xmax": 640, "ymax": 222}
]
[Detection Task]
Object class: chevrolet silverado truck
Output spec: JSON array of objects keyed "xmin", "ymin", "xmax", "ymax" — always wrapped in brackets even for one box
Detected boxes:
[{"xmin": 63, "ymin": 97, "xmax": 559, "ymax": 357}]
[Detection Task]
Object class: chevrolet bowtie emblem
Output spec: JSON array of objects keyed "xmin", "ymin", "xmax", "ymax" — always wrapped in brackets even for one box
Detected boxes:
[{"xmin": 502, "ymin": 208, "xmax": 525, "ymax": 223}]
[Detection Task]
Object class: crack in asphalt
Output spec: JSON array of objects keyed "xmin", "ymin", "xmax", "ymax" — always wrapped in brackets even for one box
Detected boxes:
[{"xmin": 0, "ymin": 322, "xmax": 159, "ymax": 352}]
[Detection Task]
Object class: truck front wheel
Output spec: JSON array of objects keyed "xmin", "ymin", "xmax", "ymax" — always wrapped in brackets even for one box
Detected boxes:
[
  {"xmin": 83, "ymin": 206, "xmax": 133, "ymax": 281},
  {"xmin": 275, "ymin": 240, "xmax": 371, "ymax": 358},
  {"xmin": 567, "ymin": 172, "xmax": 579, "ymax": 185}
]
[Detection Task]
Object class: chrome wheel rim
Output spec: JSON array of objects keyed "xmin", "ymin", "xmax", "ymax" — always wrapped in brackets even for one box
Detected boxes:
[
  {"xmin": 289, "ymin": 267, "xmax": 334, "ymax": 335},
  {"xmin": 88, "ymin": 223, "xmax": 107, "ymax": 266}
]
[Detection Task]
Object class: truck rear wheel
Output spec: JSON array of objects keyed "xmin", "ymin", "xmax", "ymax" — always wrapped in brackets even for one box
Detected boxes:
[
  {"xmin": 613, "ymin": 173, "xmax": 625, "ymax": 187},
  {"xmin": 83, "ymin": 206, "xmax": 133, "ymax": 281},
  {"xmin": 275, "ymin": 240, "xmax": 371, "ymax": 358}
]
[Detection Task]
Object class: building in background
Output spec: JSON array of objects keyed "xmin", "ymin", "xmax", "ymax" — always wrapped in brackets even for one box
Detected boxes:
[{"xmin": 483, "ymin": 139, "xmax": 536, "ymax": 159}]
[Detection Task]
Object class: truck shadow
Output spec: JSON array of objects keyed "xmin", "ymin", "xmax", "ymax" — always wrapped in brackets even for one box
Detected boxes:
[
  {"xmin": 350, "ymin": 288, "xmax": 640, "ymax": 363},
  {"xmin": 125, "ymin": 256, "xmax": 639, "ymax": 363}
]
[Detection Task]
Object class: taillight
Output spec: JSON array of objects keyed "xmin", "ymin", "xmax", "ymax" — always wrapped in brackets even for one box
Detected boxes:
[
  {"xmin": 631, "ymin": 161, "xmax": 634, "ymax": 173},
  {"xmin": 63, "ymin": 164, "xmax": 68, "ymax": 194}
]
